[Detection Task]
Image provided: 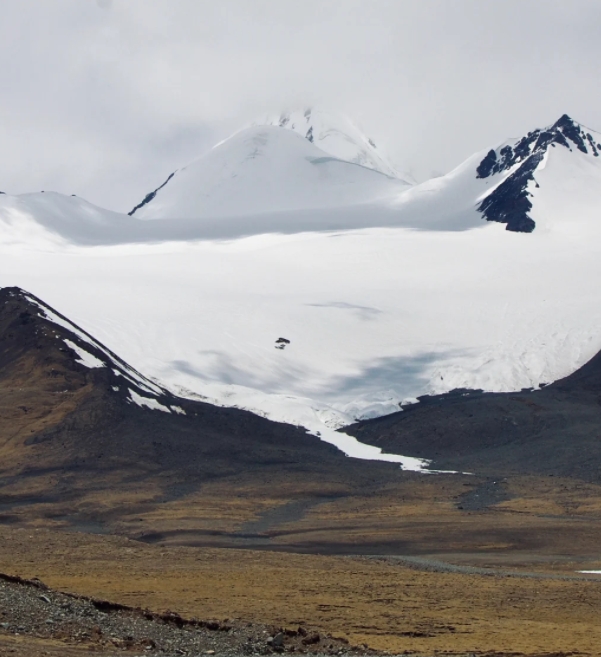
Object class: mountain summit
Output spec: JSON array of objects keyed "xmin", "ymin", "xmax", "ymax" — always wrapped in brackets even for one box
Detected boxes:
[
  {"xmin": 475, "ymin": 114, "xmax": 601, "ymax": 232},
  {"xmin": 129, "ymin": 121, "xmax": 409, "ymax": 220},
  {"xmin": 477, "ymin": 114, "xmax": 600, "ymax": 180},
  {"xmin": 258, "ymin": 107, "xmax": 412, "ymax": 182}
]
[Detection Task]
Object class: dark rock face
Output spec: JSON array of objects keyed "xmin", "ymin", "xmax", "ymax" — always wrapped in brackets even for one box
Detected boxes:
[
  {"xmin": 476, "ymin": 149, "xmax": 498, "ymax": 179},
  {"xmin": 476, "ymin": 114, "xmax": 599, "ymax": 233},
  {"xmin": 128, "ymin": 172, "xmax": 175, "ymax": 216},
  {"xmin": 478, "ymin": 153, "xmax": 541, "ymax": 233}
]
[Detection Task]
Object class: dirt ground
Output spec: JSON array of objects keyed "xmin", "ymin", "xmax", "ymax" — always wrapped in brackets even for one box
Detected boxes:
[
  {"xmin": 1, "ymin": 526, "xmax": 601, "ymax": 656},
  {"xmin": 3, "ymin": 472, "xmax": 601, "ymax": 655},
  {"xmin": 0, "ymin": 634, "xmax": 105, "ymax": 656}
]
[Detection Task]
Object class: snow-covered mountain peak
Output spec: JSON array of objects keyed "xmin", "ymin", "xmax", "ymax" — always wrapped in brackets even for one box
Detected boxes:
[
  {"xmin": 477, "ymin": 114, "xmax": 600, "ymax": 180},
  {"xmin": 473, "ymin": 114, "xmax": 601, "ymax": 233},
  {"xmin": 257, "ymin": 107, "xmax": 412, "ymax": 183},
  {"xmin": 129, "ymin": 124, "xmax": 409, "ymax": 220}
]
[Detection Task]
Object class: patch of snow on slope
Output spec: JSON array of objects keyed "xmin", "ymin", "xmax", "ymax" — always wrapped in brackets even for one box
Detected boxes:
[
  {"xmin": 316, "ymin": 426, "xmax": 430, "ymax": 470},
  {"xmin": 64, "ymin": 339, "xmax": 104, "ymax": 368},
  {"xmin": 128, "ymin": 388, "xmax": 171, "ymax": 413},
  {"xmin": 169, "ymin": 383, "xmax": 431, "ymax": 469},
  {"xmin": 25, "ymin": 292, "xmax": 164, "ymax": 397}
]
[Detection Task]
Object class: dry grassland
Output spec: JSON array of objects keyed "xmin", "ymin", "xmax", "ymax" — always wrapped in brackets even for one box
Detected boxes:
[{"xmin": 1, "ymin": 526, "xmax": 601, "ymax": 656}]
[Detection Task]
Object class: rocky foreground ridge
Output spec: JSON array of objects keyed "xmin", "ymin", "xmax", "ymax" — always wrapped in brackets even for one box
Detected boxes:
[{"xmin": 0, "ymin": 571, "xmax": 365, "ymax": 656}]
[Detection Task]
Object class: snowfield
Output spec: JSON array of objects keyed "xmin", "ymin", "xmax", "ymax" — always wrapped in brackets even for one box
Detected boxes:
[{"xmin": 2, "ymin": 114, "xmax": 601, "ymax": 467}]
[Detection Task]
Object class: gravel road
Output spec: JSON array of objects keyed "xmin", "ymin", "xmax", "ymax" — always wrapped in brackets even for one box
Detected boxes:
[{"xmin": 366, "ymin": 554, "xmax": 601, "ymax": 581}]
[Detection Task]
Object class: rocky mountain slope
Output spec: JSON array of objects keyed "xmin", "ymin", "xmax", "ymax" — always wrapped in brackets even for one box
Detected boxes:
[
  {"xmin": 347, "ymin": 345, "xmax": 601, "ymax": 481},
  {"xmin": 0, "ymin": 286, "xmax": 408, "ymax": 529}
]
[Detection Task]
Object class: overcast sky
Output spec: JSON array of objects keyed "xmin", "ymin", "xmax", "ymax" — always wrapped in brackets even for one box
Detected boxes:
[{"xmin": 2, "ymin": 0, "xmax": 601, "ymax": 211}]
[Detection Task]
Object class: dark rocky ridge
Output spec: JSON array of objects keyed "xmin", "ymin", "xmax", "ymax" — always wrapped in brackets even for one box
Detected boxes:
[
  {"xmin": 128, "ymin": 171, "xmax": 175, "ymax": 216},
  {"xmin": 347, "ymin": 347, "xmax": 601, "ymax": 482},
  {"xmin": 475, "ymin": 114, "xmax": 600, "ymax": 233},
  {"xmin": 476, "ymin": 114, "xmax": 599, "ymax": 180}
]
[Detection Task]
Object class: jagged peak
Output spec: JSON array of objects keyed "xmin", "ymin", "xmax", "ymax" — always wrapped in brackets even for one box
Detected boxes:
[
  {"xmin": 475, "ymin": 114, "xmax": 601, "ymax": 234},
  {"xmin": 553, "ymin": 113, "xmax": 576, "ymax": 128},
  {"xmin": 477, "ymin": 114, "xmax": 601, "ymax": 180}
]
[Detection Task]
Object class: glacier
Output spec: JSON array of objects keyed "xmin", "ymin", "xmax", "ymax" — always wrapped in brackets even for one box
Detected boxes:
[{"xmin": 2, "ymin": 113, "xmax": 601, "ymax": 460}]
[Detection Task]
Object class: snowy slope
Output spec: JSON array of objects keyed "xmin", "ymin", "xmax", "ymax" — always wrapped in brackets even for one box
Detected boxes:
[
  {"xmin": 129, "ymin": 125, "xmax": 409, "ymax": 220},
  {"xmin": 258, "ymin": 108, "xmax": 412, "ymax": 182},
  {"xmin": 1, "ymin": 184, "xmax": 473, "ymax": 247},
  {"xmin": 3, "ymin": 114, "xmax": 601, "ymax": 459},
  {"xmin": 0, "ymin": 145, "xmax": 509, "ymax": 246},
  {"xmin": 0, "ymin": 192, "xmax": 133, "ymax": 246},
  {"xmin": 0, "ymin": 186, "xmax": 430, "ymax": 245}
]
